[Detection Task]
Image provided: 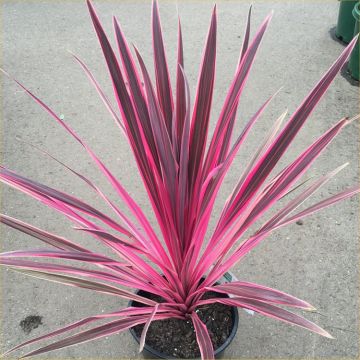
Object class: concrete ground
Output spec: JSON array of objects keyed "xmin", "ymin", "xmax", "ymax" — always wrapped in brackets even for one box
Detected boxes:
[{"xmin": 1, "ymin": 0, "xmax": 359, "ymax": 358}]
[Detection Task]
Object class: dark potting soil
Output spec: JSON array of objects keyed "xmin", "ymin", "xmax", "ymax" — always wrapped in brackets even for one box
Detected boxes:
[{"xmin": 132, "ymin": 292, "xmax": 233, "ymax": 358}]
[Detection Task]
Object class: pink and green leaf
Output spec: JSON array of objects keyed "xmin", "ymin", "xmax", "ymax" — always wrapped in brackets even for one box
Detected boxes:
[
  {"xmin": 191, "ymin": 312, "xmax": 214, "ymax": 360},
  {"xmin": 201, "ymin": 297, "xmax": 332, "ymax": 338}
]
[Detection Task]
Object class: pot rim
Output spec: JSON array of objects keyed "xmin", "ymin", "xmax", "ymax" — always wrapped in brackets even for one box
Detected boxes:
[{"xmin": 128, "ymin": 289, "xmax": 239, "ymax": 359}]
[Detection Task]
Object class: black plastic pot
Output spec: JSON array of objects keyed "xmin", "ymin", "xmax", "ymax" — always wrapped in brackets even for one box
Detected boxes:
[{"xmin": 128, "ymin": 289, "xmax": 239, "ymax": 359}]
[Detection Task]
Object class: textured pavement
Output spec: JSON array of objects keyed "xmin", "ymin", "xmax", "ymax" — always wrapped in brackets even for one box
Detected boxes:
[{"xmin": 1, "ymin": 0, "xmax": 359, "ymax": 358}]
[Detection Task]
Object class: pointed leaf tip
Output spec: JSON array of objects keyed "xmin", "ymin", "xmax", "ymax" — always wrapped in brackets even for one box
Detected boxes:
[
  {"xmin": 322, "ymin": 330, "xmax": 334, "ymax": 339},
  {"xmin": 86, "ymin": 0, "xmax": 93, "ymax": 11},
  {"xmin": 0, "ymin": 68, "xmax": 10, "ymax": 77}
]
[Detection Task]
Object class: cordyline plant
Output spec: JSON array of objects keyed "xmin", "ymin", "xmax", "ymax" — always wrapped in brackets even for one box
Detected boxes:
[{"xmin": 1, "ymin": 0, "xmax": 359, "ymax": 358}]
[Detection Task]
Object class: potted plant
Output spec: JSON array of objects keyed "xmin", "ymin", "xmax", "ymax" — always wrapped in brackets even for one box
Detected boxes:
[
  {"xmin": 348, "ymin": 1, "xmax": 360, "ymax": 80},
  {"xmin": 1, "ymin": 1, "xmax": 359, "ymax": 359},
  {"xmin": 335, "ymin": 0, "xmax": 358, "ymax": 43}
]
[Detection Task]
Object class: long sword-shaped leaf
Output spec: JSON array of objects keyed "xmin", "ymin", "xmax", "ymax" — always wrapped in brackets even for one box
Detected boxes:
[
  {"xmin": 0, "ymin": 250, "xmax": 127, "ymax": 266},
  {"xmin": 204, "ymin": 116, "xmax": 353, "ymax": 280},
  {"xmin": 87, "ymin": 0, "xmax": 174, "ymax": 267},
  {"xmin": 0, "ymin": 258, "xmax": 131, "ymax": 286},
  {"xmin": 175, "ymin": 18, "xmax": 185, "ymax": 153},
  {"xmin": 14, "ymin": 268, "xmax": 157, "ymax": 305},
  {"xmin": 218, "ymin": 36, "xmax": 358, "ymax": 235},
  {"xmin": 0, "ymin": 172, "xmax": 114, "ymax": 244},
  {"xmin": 259, "ymin": 163, "xmax": 349, "ymax": 233},
  {"xmin": 199, "ymin": 89, "xmax": 279, "ymax": 222},
  {"xmin": 20, "ymin": 314, "xmax": 174, "ymax": 359},
  {"xmin": 152, "ymin": 0, "xmax": 174, "ymax": 133},
  {"xmin": 1, "ymin": 172, "xmax": 105, "ymax": 238},
  {"xmin": 0, "ymin": 166, "xmax": 129, "ymax": 236},
  {"xmin": 200, "ymin": 297, "xmax": 332, "ymax": 338},
  {"xmin": 195, "ymin": 162, "xmax": 354, "ymax": 293},
  {"xmin": 228, "ymin": 116, "xmax": 350, "ymax": 245},
  {"xmin": 202, "ymin": 6, "xmax": 253, "ymax": 180},
  {"xmin": 239, "ymin": 6, "xmax": 252, "ymax": 63},
  {"xmin": 206, "ymin": 281, "xmax": 315, "ymax": 310},
  {"xmin": 188, "ymin": 5, "xmax": 217, "ymax": 210},
  {"xmin": 135, "ymin": 47, "xmax": 181, "ymax": 267},
  {"xmin": 139, "ymin": 303, "xmax": 159, "ymax": 352},
  {"xmin": 75, "ymin": 226, "xmax": 177, "ymax": 297},
  {"xmin": 186, "ymin": 92, "xmax": 279, "ymax": 286},
  {"xmin": 1, "ymin": 189, "xmax": 139, "ymax": 270},
  {"xmin": 86, "ymin": 1, "xmax": 171, "ymax": 253},
  {"xmin": 202, "ymin": 11, "xmax": 272, "ymax": 179},
  {"xmin": 208, "ymin": 185, "xmax": 359, "ymax": 286},
  {"xmin": 191, "ymin": 312, "xmax": 214, "ymax": 360},
  {"xmin": 177, "ymin": 66, "xmax": 191, "ymax": 250},
  {"xmin": 74, "ymin": 227, "xmax": 141, "ymax": 250},
  {"xmin": 113, "ymin": 17, "xmax": 161, "ymax": 175},
  {"xmin": 0, "ymin": 258, "xmax": 177, "ymax": 303},
  {"xmin": 134, "ymin": 48, "xmax": 177, "ymax": 193},
  {"xmin": 1, "ymin": 68, "xmax": 174, "ymax": 270},
  {"xmin": 222, "ymin": 109, "xmax": 286, "ymax": 220},
  {"xmin": 3, "ymin": 306, "xmax": 167, "ymax": 357},
  {"xmin": 0, "ymin": 214, "xmax": 87, "ymax": 252},
  {"xmin": 23, "ymin": 141, "xmax": 149, "ymax": 249},
  {"xmin": 70, "ymin": 51, "xmax": 126, "ymax": 136},
  {"xmin": 276, "ymin": 186, "xmax": 360, "ymax": 229},
  {"xmin": 13, "ymin": 141, "xmax": 152, "ymax": 253}
]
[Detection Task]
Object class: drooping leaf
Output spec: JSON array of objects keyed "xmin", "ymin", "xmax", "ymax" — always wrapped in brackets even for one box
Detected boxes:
[
  {"xmin": 14, "ymin": 268, "xmax": 157, "ymax": 305},
  {"xmin": 0, "ymin": 250, "xmax": 126, "ymax": 266},
  {"xmin": 0, "ymin": 214, "xmax": 87, "ymax": 252},
  {"xmin": 20, "ymin": 315, "xmax": 172, "ymax": 359},
  {"xmin": 3, "ymin": 307, "xmax": 167, "ymax": 357},
  {"xmin": 139, "ymin": 304, "xmax": 159, "ymax": 352},
  {"xmin": 191, "ymin": 312, "xmax": 214, "ymax": 360},
  {"xmin": 207, "ymin": 281, "xmax": 315, "ymax": 310},
  {"xmin": 201, "ymin": 297, "xmax": 333, "ymax": 338}
]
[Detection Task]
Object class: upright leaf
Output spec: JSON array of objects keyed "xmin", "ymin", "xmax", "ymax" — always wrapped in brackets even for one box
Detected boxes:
[
  {"xmin": 175, "ymin": 18, "xmax": 186, "ymax": 152},
  {"xmin": 188, "ymin": 6, "xmax": 217, "ymax": 206},
  {"xmin": 152, "ymin": 0, "xmax": 174, "ymax": 133},
  {"xmin": 202, "ymin": 11, "xmax": 272, "ymax": 179}
]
